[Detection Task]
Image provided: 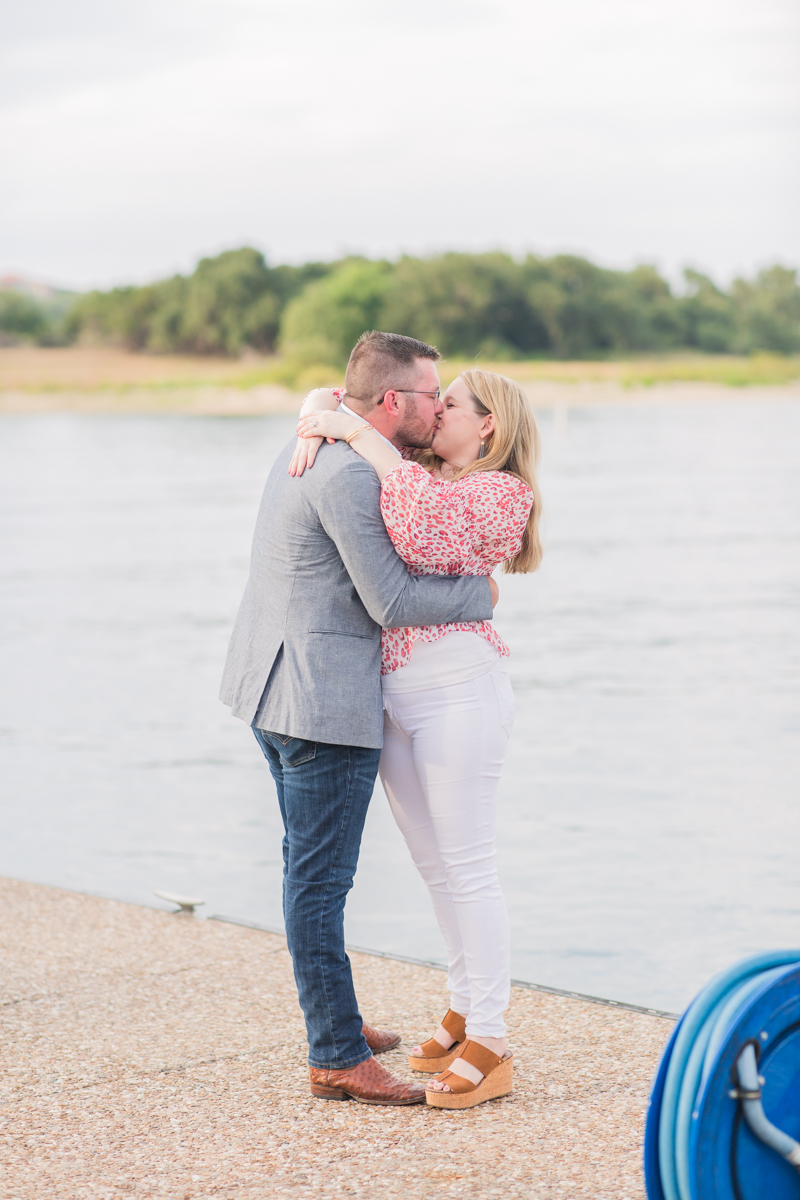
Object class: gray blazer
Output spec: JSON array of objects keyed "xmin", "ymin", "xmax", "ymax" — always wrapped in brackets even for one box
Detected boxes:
[{"xmin": 220, "ymin": 438, "xmax": 493, "ymax": 748}]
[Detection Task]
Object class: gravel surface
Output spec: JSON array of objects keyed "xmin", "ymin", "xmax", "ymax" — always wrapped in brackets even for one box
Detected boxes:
[{"xmin": 0, "ymin": 877, "xmax": 672, "ymax": 1199}]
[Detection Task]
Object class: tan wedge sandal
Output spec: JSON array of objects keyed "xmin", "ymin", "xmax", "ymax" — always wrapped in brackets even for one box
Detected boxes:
[
  {"xmin": 407, "ymin": 1009, "xmax": 467, "ymax": 1073},
  {"xmin": 425, "ymin": 1039, "xmax": 513, "ymax": 1109}
]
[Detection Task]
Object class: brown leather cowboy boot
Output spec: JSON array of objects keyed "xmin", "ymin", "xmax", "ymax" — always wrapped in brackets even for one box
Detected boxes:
[
  {"xmin": 362, "ymin": 1020, "xmax": 401, "ymax": 1054},
  {"xmin": 309, "ymin": 1055, "xmax": 426, "ymax": 1105}
]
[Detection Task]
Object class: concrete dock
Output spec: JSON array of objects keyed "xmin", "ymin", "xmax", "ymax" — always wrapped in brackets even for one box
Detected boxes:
[{"xmin": 0, "ymin": 877, "xmax": 670, "ymax": 1198}]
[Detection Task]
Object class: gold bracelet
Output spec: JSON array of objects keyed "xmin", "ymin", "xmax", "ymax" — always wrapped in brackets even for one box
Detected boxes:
[{"xmin": 344, "ymin": 424, "xmax": 373, "ymax": 445}]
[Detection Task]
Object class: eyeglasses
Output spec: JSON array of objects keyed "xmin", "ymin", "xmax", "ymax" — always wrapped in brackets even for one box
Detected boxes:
[
  {"xmin": 349, "ymin": 387, "xmax": 442, "ymax": 405},
  {"xmin": 390, "ymin": 388, "xmax": 441, "ymax": 400}
]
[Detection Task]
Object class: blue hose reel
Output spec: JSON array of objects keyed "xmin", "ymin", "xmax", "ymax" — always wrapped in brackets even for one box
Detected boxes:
[{"xmin": 645, "ymin": 950, "xmax": 800, "ymax": 1199}]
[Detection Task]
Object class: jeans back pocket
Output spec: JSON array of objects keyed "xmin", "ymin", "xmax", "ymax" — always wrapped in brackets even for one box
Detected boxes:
[{"xmin": 268, "ymin": 732, "xmax": 318, "ymax": 766}]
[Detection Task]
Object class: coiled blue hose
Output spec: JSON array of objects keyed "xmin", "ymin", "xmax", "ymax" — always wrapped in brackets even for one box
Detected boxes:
[{"xmin": 653, "ymin": 949, "xmax": 800, "ymax": 1200}]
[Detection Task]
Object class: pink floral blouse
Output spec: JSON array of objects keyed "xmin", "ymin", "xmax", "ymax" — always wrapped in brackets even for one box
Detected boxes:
[{"xmin": 379, "ymin": 461, "xmax": 534, "ymax": 674}]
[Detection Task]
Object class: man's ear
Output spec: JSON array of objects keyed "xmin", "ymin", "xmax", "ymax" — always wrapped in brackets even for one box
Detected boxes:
[{"xmin": 382, "ymin": 390, "xmax": 402, "ymax": 417}]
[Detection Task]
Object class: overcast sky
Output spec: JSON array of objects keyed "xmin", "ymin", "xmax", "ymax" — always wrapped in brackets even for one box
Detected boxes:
[{"xmin": 2, "ymin": 0, "xmax": 798, "ymax": 290}]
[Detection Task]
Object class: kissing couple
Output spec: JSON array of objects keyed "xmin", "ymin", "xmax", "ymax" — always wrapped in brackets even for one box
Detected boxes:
[{"xmin": 221, "ymin": 331, "xmax": 542, "ymax": 1109}]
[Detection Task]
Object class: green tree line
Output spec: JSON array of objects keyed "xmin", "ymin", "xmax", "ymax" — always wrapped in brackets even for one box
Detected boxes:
[
  {"xmin": 3, "ymin": 246, "xmax": 799, "ymax": 362},
  {"xmin": 0, "ymin": 285, "xmax": 76, "ymax": 346}
]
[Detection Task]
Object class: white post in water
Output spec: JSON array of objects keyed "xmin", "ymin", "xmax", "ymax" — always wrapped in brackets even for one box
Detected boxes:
[{"xmin": 154, "ymin": 891, "xmax": 206, "ymax": 916}]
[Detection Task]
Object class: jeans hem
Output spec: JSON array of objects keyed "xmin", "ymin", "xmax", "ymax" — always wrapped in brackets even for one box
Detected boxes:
[{"xmin": 308, "ymin": 1047, "xmax": 373, "ymax": 1071}]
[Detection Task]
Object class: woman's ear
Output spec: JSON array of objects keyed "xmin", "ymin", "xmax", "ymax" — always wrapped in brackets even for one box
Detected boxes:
[{"xmin": 480, "ymin": 413, "xmax": 495, "ymax": 438}]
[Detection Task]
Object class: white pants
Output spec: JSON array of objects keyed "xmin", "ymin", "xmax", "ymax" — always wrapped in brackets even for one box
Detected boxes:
[{"xmin": 379, "ymin": 660, "xmax": 514, "ymax": 1037}]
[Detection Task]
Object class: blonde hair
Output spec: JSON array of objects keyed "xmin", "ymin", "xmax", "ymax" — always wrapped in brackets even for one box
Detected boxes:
[{"xmin": 418, "ymin": 369, "xmax": 543, "ymax": 573}]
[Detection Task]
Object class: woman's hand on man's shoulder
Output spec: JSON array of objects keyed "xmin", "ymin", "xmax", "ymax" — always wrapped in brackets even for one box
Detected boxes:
[{"xmin": 303, "ymin": 387, "xmax": 340, "ymax": 410}]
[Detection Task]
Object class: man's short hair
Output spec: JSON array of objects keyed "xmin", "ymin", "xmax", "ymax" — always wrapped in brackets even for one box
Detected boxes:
[{"xmin": 344, "ymin": 331, "xmax": 440, "ymax": 409}]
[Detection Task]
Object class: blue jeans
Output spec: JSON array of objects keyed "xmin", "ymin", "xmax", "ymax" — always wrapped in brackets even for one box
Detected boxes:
[{"xmin": 252, "ymin": 727, "xmax": 381, "ymax": 1070}]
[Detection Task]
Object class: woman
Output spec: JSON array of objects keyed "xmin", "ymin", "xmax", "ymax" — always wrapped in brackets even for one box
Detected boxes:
[{"xmin": 294, "ymin": 370, "xmax": 542, "ymax": 1108}]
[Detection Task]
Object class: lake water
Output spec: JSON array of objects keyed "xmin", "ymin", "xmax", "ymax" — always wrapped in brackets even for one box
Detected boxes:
[{"xmin": 1, "ymin": 400, "xmax": 798, "ymax": 1014}]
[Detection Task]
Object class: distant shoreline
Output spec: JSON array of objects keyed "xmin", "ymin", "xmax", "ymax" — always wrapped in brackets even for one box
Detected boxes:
[
  {"xmin": 1, "ymin": 346, "xmax": 798, "ymax": 414},
  {"xmin": 3, "ymin": 379, "xmax": 800, "ymax": 416}
]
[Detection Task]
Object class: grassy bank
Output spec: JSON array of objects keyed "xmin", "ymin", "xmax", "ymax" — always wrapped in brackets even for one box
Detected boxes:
[
  {"xmin": 2, "ymin": 345, "xmax": 799, "ymax": 396},
  {"xmin": 252, "ymin": 352, "xmax": 800, "ymax": 392},
  {"xmin": 441, "ymin": 353, "xmax": 800, "ymax": 389}
]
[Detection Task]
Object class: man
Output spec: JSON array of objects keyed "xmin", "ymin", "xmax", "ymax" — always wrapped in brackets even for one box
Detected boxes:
[{"xmin": 220, "ymin": 331, "xmax": 495, "ymax": 1105}]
